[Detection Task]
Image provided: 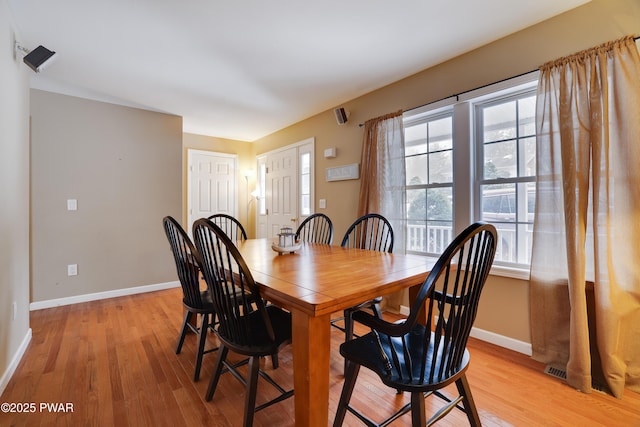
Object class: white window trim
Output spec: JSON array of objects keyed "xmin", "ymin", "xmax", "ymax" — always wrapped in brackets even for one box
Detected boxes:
[{"xmin": 402, "ymin": 71, "xmax": 540, "ymax": 279}]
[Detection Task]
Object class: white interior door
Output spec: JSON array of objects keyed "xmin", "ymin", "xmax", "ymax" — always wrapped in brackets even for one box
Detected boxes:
[
  {"xmin": 266, "ymin": 146, "xmax": 298, "ymax": 238},
  {"xmin": 187, "ymin": 150, "xmax": 237, "ymax": 232}
]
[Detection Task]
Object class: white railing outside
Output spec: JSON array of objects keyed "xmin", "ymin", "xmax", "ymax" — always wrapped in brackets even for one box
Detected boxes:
[
  {"xmin": 406, "ymin": 223, "xmax": 533, "ymax": 263},
  {"xmin": 407, "ymin": 223, "xmax": 453, "ymax": 254}
]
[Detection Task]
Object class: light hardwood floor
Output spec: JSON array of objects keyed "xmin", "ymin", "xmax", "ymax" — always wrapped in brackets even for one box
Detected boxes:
[{"xmin": 1, "ymin": 287, "xmax": 639, "ymax": 426}]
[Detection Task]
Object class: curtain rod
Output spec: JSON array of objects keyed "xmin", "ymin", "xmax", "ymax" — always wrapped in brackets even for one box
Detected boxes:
[
  {"xmin": 358, "ymin": 35, "xmax": 640, "ymax": 127},
  {"xmin": 357, "ymin": 69, "xmax": 535, "ymax": 127}
]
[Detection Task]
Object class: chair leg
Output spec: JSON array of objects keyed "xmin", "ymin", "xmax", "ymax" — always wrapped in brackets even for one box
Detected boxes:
[
  {"xmin": 455, "ymin": 374, "xmax": 481, "ymax": 427},
  {"xmin": 410, "ymin": 391, "xmax": 426, "ymax": 427},
  {"xmin": 194, "ymin": 313, "xmax": 209, "ymax": 381},
  {"xmin": 205, "ymin": 345, "xmax": 229, "ymax": 401},
  {"xmin": 371, "ymin": 302, "xmax": 383, "ymax": 319},
  {"xmin": 271, "ymin": 353, "xmax": 279, "ymax": 369},
  {"xmin": 333, "ymin": 361, "xmax": 360, "ymax": 427},
  {"xmin": 176, "ymin": 311, "xmax": 193, "ymax": 354},
  {"xmin": 343, "ymin": 310, "xmax": 354, "ymax": 374},
  {"xmin": 243, "ymin": 356, "xmax": 260, "ymax": 427}
]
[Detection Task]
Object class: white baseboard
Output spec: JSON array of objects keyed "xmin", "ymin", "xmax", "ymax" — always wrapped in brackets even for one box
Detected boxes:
[
  {"xmin": 469, "ymin": 327, "xmax": 532, "ymax": 356},
  {"xmin": 29, "ymin": 281, "xmax": 180, "ymax": 311},
  {"xmin": 0, "ymin": 328, "xmax": 32, "ymax": 397},
  {"xmin": 398, "ymin": 305, "xmax": 532, "ymax": 356}
]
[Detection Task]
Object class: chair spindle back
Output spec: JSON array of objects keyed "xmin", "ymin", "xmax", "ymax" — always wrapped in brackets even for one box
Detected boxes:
[
  {"xmin": 295, "ymin": 213, "xmax": 334, "ymax": 244},
  {"xmin": 163, "ymin": 216, "xmax": 206, "ymax": 309},
  {"xmin": 207, "ymin": 214, "xmax": 248, "ymax": 241},
  {"xmin": 341, "ymin": 213, "xmax": 394, "ymax": 253}
]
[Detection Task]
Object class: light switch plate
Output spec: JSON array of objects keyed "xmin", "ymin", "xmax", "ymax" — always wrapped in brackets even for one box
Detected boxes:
[
  {"xmin": 67, "ymin": 199, "xmax": 77, "ymax": 211},
  {"xmin": 319, "ymin": 199, "xmax": 326, "ymax": 209},
  {"xmin": 67, "ymin": 264, "xmax": 78, "ymax": 276}
]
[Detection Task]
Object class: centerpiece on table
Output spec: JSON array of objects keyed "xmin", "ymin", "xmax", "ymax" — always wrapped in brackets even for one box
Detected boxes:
[{"xmin": 271, "ymin": 226, "xmax": 301, "ymax": 255}]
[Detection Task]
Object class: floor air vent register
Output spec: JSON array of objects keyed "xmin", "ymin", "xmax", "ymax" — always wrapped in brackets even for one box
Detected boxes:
[{"xmin": 544, "ymin": 365, "xmax": 608, "ymax": 393}]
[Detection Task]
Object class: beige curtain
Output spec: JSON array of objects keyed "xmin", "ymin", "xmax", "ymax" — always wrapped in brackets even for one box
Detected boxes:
[
  {"xmin": 530, "ymin": 36, "xmax": 640, "ymax": 398},
  {"xmin": 358, "ymin": 110, "xmax": 406, "ymax": 310}
]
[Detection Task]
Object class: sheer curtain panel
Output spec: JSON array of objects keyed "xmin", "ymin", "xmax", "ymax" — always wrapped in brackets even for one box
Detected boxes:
[
  {"xmin": 530, "ymin": 36, "xmax": 640, "ymax": 398},
  {"xmin": 357, "ymin": 111, "xmax": 406, "ymax": 310}
]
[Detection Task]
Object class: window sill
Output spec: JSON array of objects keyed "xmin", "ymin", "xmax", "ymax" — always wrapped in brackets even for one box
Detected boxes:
[
  {"xmin": 416, "ymin": 255, "xmax": 531, "ymax": 281},
  {"xmin": 489, "ymin": 265, "xmax": 530, "ymax": 281}
]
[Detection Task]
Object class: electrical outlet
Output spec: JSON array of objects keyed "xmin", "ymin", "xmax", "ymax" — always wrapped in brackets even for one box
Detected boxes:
[
  {"xmin": 319, "ymin": 199, "xmax": 326, "ymax": 209},
  {"xmin": 67, "ymin": 264, "xmax": 78, "ymax": 276}
]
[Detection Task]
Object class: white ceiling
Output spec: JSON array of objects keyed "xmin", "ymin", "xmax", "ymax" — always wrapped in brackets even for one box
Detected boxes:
[{"xmin": 8, "ymin": 0, "xmax": 589, "ymax": 141}]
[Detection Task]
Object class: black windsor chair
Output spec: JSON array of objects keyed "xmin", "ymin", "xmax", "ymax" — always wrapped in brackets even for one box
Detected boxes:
[
  {"xmin": 162, "ymin": 216, "xmax": 217, "ymax": 381},
  {"xmin": 193, "ymin": 218, "xmax": 293, "ymax": 427},
  {"xmin": 333, "ymin": 222, "xmax": 497, "ymax": 427}
]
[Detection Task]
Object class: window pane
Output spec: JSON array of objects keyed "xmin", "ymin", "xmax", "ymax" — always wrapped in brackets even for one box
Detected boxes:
[
  {"xmin": 518, "ymin": 95, "xmax": 536, "ymax": 137},
  {"xmin": 406, "ymin": 219, "xmax": 426, "ymax": 252},
  {"xmin": 406, "ymin": 187, "xmax": 453, "ymax": 253},
  {"xmin": 518, "ymin": 223, "xmax": 534, "ymax": 264},
  {"xmin": 427, "ymin": 188, "xmax": 452, "ymax": 221},
  {"xmin": 301, "ymin": 195, "xmax": 310, "ymax": 216},
  {"xmin": 300, "ymin": 152, "xmax": 311, "ymax": 216},
  {"xmin": 483, "ymin": 101, "xmax": 516, "ymax": 142},
  {"xmin": 428, "ymin": 117, "xmax": 452, "ymax": 151},
  {"xmin": 481, "ymin": 184, "xmax": 516, "ymax": 222},
  {"xmin": 484, "ymin": 140, "xmax": 516, "ymax": 179},
  {"xmin": 493, "ymin": 223, "xmax": 516, "ymax": 263},
  {"xmin": 429, "ymin": 151, "xmax": 453, "ymax": 183},
  {"xmin": 301, "ymin": 153, "xmax": 310, "ymax": 174},
  {"xmin": 521, "ymin": 136, "xmax": 536, "ymax": 177},
  {"xmin": 406, "ymin": 154, "xmax": 428, "ymax": 185},
  {"xmin": 405, "ymin": 123, "xmax": 428, "ymax": 155},
  {"xmin": 407, "ymin": 188, "xmax": 426, "ymax": 221},
  {"xmin": 426, "ymin": 220, "xmax": 453, "ymax": 254},
  {"xmin": 526, "ymin": 182, "xmax": 536, "ymax": 221}
]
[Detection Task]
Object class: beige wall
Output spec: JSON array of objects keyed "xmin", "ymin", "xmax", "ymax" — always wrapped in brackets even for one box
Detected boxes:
[
  {"xmin": 182, "ymin": 133, "xmax": 257, "ymax": 236},
  {"xmin": 30, "ymin": 90, "xmax": 183, "ymax": 302},
  {"xmin": 0, "ymin": 0, "xmax": 31, "ymax": 390},
  {"xmin": 251, "ymin": 0, "xmax": 640, "ymax": 345}
]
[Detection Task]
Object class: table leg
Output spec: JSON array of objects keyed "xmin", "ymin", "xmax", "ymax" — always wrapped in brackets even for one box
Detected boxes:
[
  {"xmin": 409, "ymin": 284, "xmax": 428, "ymax": 325},
  {"xmin": 291, "ymin": 310, "xmax": 331, "ymax": 427}
]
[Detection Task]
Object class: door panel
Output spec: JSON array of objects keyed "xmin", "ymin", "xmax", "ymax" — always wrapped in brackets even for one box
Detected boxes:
[
  {"xmin": 255, "ymin": 138, "xmax": 314, "ymax": 239},
  {"xmin": 188, "ymin": 150, "xmax": 237, "ymax": 232},
  {"xmin": 266, "ymin": 147, "xmax": 297, "ymax": 238}
]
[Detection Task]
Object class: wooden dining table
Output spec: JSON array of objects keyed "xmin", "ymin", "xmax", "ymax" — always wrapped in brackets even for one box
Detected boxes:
[{"xmin": 235, "ymin": 238, "xmax": 435, "ymax": 427}]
